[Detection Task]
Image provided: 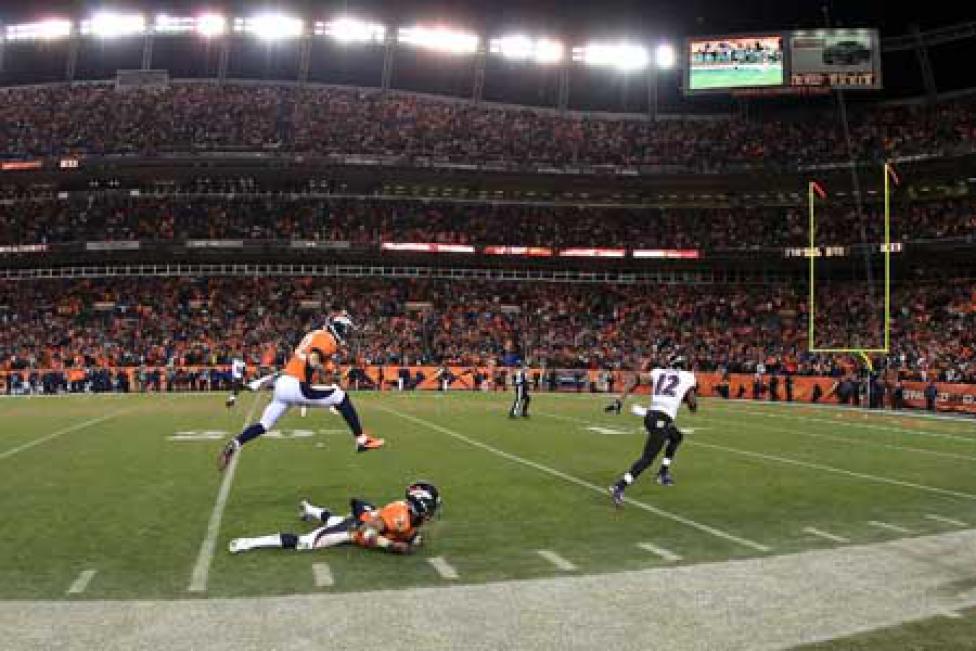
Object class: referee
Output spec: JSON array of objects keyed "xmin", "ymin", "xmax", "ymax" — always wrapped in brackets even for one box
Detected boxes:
[{"xmin": 509, "ymin": 364, "xmax": 531, "ymax": 418}]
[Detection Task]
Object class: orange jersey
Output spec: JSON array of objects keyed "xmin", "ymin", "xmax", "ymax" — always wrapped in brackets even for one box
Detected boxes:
[
  {"xmin": 353, "ymin": 500, "xmax": 417, "ymax": 546},
  {"xmin": 283, "ymin": 329, "xmax": 339, "ymax": 382}
]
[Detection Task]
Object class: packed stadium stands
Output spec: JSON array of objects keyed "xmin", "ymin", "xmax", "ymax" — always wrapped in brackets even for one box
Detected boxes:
[
  {"xmin": 2, "ymin": 277, "xmax": 973, "ymax": 391},
  {"xmin": 1, "ymin": 83, "xmax": 975, "ymax": 169},
  {"xmin": 0, "ymin": 193, "xmax": 973, "ymax": 249}
]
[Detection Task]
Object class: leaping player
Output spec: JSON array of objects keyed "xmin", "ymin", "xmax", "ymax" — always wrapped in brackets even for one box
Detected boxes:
[
  {"xmin": 217, "ymin": 312, "xmax": 384, "ymax": 471},
  {"xmin": 605, "ymin": 355, "xmax": 697, "ymax": 506},
  {"xmin": 228, "ymin": 481, "xmax": 441, "ymax": 555}
]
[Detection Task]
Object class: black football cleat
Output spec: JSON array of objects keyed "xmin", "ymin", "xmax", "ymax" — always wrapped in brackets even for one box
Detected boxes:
[
  {"xmin": 609, "ymin": 484, "xmax": 625, "ymax": 508},
  {"xmin": 656, "ymin": 469, "xmax": 675, "ymax": 486},
  {"xmin": 217, "ymin": 439, "xmax": 240, "ymax": 472}
]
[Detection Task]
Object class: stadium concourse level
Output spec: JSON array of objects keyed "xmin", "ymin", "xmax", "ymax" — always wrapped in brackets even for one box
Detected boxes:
[
  {"xmin": 1, "ymin": 277, "xmax": 974, "ymax": 391},
  {"xmin": 0, "ymin": 83, "xmax": 975, "ymax": 169},
  {"xmin": 1, "ymin": 194, "xmax": 975, "ymax": 249}
]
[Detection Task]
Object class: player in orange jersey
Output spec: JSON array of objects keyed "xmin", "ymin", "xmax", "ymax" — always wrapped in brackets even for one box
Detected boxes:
[
  {"xmin": 228, "ymin": 481, "xmax": 441, "ymax": 555},
  {"xmin": 217, "ymin": 312, "xmax": 384, "ymax": 471}
]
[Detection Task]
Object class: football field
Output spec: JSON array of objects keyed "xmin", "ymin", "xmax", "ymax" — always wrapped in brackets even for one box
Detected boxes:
[{"xmin": 2, "ymin": 390, "xmax": 976, "ymax": 649}]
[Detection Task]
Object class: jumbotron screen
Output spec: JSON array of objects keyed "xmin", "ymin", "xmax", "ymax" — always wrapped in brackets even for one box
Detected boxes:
[
  {"xmin": 686, "ymin": 35, "xmax": 785, "ymax": 91},
  {"xmin": 790, "ymin": 28, "xmax": 882, "ymax": 89}
]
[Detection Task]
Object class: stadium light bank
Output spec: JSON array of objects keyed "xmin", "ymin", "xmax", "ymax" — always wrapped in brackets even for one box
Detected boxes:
[{"xmin": 1, "ymin": 11, "xmax": 677, "ymax": 71}]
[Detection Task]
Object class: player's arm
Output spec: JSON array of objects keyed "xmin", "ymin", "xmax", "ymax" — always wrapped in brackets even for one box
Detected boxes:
[
  {"xmin": 684, "ymin": 387, "xmax": 699, "ymax": 413},
  {"xmin": 354, "ymin": 515, "xmax": 412, "ymax": 554},
  {"xmin": 606, "ymin": 370, "xmax": 646, "ymax": 414}
]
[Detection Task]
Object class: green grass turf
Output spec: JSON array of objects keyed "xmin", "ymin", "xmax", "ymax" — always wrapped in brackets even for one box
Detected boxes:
[
  {"xmin": 1, "ymin": 391, "xmax": 975, "ymax": 604},
  {"xmin": 689, "ymin": 65, "xmax": 784, "ymax": 89},
  {"xmin": 795, "ymin": 607, "xmax": 976, "ymax": 650}
]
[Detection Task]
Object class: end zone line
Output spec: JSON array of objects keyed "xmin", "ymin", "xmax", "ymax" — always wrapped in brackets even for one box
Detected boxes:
[
  {"xmin": 188, "ymin": 393, "xmax": 262, "ymax": 593},
  {"xmin": 377, "ymin": 406, "xmax": 770, "ymax": 553}
]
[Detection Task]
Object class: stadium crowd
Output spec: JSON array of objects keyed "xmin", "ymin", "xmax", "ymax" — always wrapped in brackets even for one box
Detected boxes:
[
  {"xmin": 1, "ymin": 276, "xmax": 973, "ymax": 392},
  {"xmin": 1, "ymin": 194, "xmax": 974, "ymax": 249},
  {"xmin": 1, "ymin": 83, "xmax": 975, "ymax": 169}
]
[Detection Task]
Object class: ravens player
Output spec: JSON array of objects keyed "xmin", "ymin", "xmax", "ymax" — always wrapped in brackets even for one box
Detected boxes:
[
  {"xmin": 217, "ymin": 312, "xmax": 384, "ymax": 471},
  {"xmin": 228, "ymin": 481, "xmax": 441, "ymax": 555},
  {"xmin": 606, "ymin": 355, "xmax": 697, "ymax": 506}
]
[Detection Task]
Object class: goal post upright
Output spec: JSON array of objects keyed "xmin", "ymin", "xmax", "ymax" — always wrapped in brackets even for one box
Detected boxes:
[{"xmin": 808, "ymin": 164, "xmax": 896, "ymax": 372}]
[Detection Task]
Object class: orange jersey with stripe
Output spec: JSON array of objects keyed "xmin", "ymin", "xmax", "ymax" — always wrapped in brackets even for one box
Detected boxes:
[
  {"xmin": 352, "ymin": 500, "xmax": 417, "ymax": 546},
  {"xmin": 283, "ymin": 329, "xmax": 339, "ymax": 382}
]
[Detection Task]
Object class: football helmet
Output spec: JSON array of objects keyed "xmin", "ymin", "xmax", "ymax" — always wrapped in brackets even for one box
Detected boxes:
[
  {"xmin": 405, "ymin": 480, "xmax": 441, "ymax": 521},
  {"xmin": 668, "ymin": 354, "xmax": 688, "ymax": 370},
  {"xmin": 326, "ymin": 312, "xmax": 355, "ymax": 345}
]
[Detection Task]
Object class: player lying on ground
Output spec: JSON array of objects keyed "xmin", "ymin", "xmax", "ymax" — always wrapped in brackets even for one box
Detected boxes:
[
  {"xmin": 605, "ymin": 355, "xmax": 697, "ymax": 506},
  {"xmin": 228, "ymin": 481, "xmax": 441, "ymax": 555},
  {"xmin": 217, "ymin": 312, "xmax": 384, "ymax": 471}
]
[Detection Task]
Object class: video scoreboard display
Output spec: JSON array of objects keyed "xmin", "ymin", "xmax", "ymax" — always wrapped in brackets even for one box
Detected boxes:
[
  {"xmin": 685, "ymin": 28, "xmax": 881, "ymax": 94},
  {"xmin": 687, "ymin": 35, "xmax": 785, "ymax": 91}
]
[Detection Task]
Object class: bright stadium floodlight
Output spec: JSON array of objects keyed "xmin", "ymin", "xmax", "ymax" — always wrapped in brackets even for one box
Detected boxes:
[
  {"xmin": 655, "ymin": 43, "xmax": 676, "ymax": 69},
  {"xmin": 489, "ymin": 35, "xmax": 564, "ymax": 64},
  {"xmin": 397, "ymin": 26, "xmax": 479, "ymax": 54},
  {"xmin": 4, "ymin": 19, "xmax": 73, "ymax": 41},
  {"xmin": 572, "ymin": 42, "xmax": 649, "ymax": 71},
  {"xmin": 196, "ymin": 13, "xmax": 227, "ymax": 37},
  {"xmin": 153, "ymin": 14, "xmax": 225, "ymax": 36},
  {"xmin": 315, "ymin": 17, "xmax": 386, "ymax": 44},
  {"xmin": 80, "ymin": 12, "xmax": 146, "ymax": 38},
  {"xmin": 233, "ymin": 14, "xmax": 304, "ymax": 40},
  {"xmin": 153, "ymin": 14, "xmax": 194, "ymax": 34}
]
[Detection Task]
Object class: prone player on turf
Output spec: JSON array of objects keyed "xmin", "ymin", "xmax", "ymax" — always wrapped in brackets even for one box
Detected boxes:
[{"xmin": 228, "ymin": 481, "xmax": 441, "ymax": 555}]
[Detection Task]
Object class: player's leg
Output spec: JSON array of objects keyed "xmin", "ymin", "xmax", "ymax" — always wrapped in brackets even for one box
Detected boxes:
[
  {"xmin": 217, "ymin": 383, "xmax": 290, "ymax": 471},
  {"xmin": 509, "ymin": 388, "xmax": 520, "ymax": 418},
  {"xmin": 609, "ymin": 414, "xmax": 668, "ymax": 507},
  {"xmin": 521, "ymin": 393, "xmax": 531, "ymax": 417},
  {"xmin": 301, "ymin": 383, "xmax": 384, "ymax": 452},
  {"xmin": 299, "ymin": 499, "xmax": 346, "ymax": 526},
  {"xmin": 225, "ymin": 378, "xmax": 242, "ymax": 408},
  {"xmin": 656, "ymin": 427, "xmax": 684, "ymax": 486}
]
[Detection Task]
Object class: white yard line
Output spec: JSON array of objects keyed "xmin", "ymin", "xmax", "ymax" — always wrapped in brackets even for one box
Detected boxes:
[
  {"xmin": 689, "ymin": 439, "xmax": 976, "ymax": 501},
  {"xmin": 427, "ymin": 556, "xmax": 460, "ymax": 580},
  {"xmin": 701, "ymin": 397, "xmax": 976, "ymax": 427},
  {"xmin": 925, "ymin": 514, "xmax": 968, "ymax": 527},
  {"xmin": 66, "ymin": 570, "xmax": 97, "ymax": 595},
  {"xmin": 9, "ymin": 528, "xmax": 976, "ymax": 651},
  {"xmin": 868, "ymin": 521, "xmax": 914, "ymax": 534},
  {"xmin": 377, "ymin": 406, "xmax": 770, "ymax": 553},
  {"xmin": 536, "ymin": 550, "xmax": 577, "ymax": 571},
  {"xmin": 709, "ymin": 404, "xmax": 976, "ymax": 444},
  {"xmin": 698, "ymin": 413, "xmax": 976, "ymax": 463},
  {"xmin": 0, "ymin": 407, "xmax": 136, "ymax": 461},
  {"xmin": 187, "ymin": 393, "xmax": 262, "ymax": 593},
  {"xmin": 803, "ymin": 527, "xmax": 850, "ymax": 544},
  {"xmin": 311, "ymin": 563, "xmax": 334, "ymax": 588},
  {"xmin": 636, "ymin": 542, "xmax": 683, "ymax": 562},
  {"xmin": 536, "ymin": 409, "xmax": 976, "ymax": 501}
]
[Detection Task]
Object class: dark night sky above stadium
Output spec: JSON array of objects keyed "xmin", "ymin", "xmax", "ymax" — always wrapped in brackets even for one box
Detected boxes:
[{"xmin": 0, "ymin": 1, "xmax": 969, "ymax": 36}]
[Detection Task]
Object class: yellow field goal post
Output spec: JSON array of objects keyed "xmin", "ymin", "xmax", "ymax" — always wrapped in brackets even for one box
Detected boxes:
[{"xmin": 807, "ymin": 163, "xmax": 900, "ymax": 372}]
